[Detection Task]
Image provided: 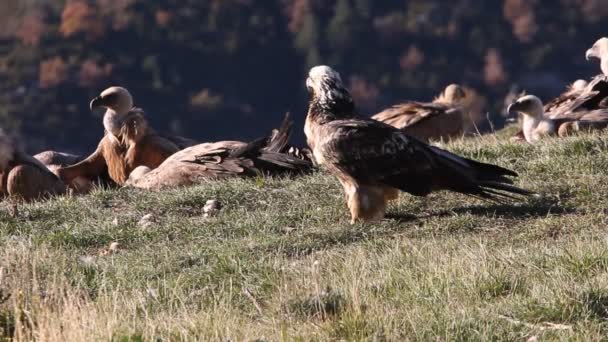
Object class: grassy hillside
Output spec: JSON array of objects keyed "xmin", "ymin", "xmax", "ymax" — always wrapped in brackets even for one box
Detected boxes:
[{"xmin": 2, "ymin": 130, "xmax": 608, "ymax": 340}]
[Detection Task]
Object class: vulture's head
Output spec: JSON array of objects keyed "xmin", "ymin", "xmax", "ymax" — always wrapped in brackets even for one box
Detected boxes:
[
  {"xmin": 440, "ymin": 84, "xmax": 466, "ymax": 103},
  {"xmin": 306, "ymin": 65, "xmax": 353, "ymax": 112},
  {"xmin": 586, "ymin": 38, "xmax": 608, "ymax": 62},
  {"xmin": 90, "ymin": 86, "xmax": 134, "ymax": 115},
  {"xmin": 0, "ymin": 128, "xmax": 14, "ymax": 171},
  {"xmin": 570, "ymin": 79, "xmax": 588, "ymax": 92},
  {"xmin": 508, "ymin": 95, "xmax": 544, "ymax": 118}
]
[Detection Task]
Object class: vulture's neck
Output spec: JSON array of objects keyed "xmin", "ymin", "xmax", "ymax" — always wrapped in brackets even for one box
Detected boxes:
[
  {"xmin": 601, "ymin": 57, "xmax": 608, "ymax": 77},
  {"xmin": 103, "ymin": 109, "xmax": 127, "ymax": 137},
  {"xmin": 433, "ymin": 95, "xmax": 453, "ymax": 105},
  {"xmin": 308, "ymin": 96, "xmax": 356, "ymax": 124},
  {"xmin": 522, "ymin": 113, "xmax": 544, "ymax": 141}
]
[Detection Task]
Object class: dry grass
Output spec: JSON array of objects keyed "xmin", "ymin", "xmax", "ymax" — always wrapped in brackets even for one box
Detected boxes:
[{"xmin": 2, "ymin": 128, "xmax": 608, "ymax": 340}]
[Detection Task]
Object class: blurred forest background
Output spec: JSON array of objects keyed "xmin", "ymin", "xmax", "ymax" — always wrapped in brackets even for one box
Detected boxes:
[{"xmin": 0, "ymin": 0, "xmax": 607, "ymax": 153}]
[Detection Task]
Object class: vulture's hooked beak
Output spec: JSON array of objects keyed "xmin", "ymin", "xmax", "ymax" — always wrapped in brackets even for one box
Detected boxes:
[
  {"xmin": 90, "ymin": 96, "xmax": 104, "ymax": 111},
  {"xmin": 507, "ymin": 103, "xmax": 518, "ymax": 115},
  {"xmin": 586, "ymin": 48, "xmax": 596, "ymax": 61}
]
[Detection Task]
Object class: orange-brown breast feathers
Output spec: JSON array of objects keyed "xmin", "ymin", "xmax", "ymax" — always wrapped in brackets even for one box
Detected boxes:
[
  {"xmin": 119, "ymin": 109, "xmax": 149, "ymax": 146},
  {"xmin": 60, "ymin": 109, "xmax": 182, "ymax": 186}
]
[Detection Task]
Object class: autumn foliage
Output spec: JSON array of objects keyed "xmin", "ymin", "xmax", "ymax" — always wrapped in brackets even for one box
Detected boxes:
[{"xmin": 0, "ymin": 1, "xmax": 606, "ymax": 151}]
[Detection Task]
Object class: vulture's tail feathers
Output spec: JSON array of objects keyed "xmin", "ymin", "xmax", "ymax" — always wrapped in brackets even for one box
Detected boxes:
[
  {"xmin": 227, "ymin": 135, "xmax": 313, "ymax": 176},
  {"xmin": 265, "ymin": 112, "xmax": 293, "ymax": 153},
  {"xmin": 428, "ymin": 145, "xmax": 533, "ymax": 201},
  {"xmin": 229, "ymin": 137, "xmax": 268, "ymax": 159},
  {"xmin": 256, "ymin": 152, "xmax": 313, "ymax": 175}
]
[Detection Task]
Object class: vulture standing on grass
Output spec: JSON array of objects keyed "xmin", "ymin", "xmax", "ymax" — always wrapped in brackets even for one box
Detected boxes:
[
  {"xmin": 508, "ymin": 94, "xmax": 608, "ymax": 143},
  {"xmin": 125, "ymin": 113, "xmax": 313, "ymax": 190},
  {"xmin": 57, "ymin": 87, "xmax": 196, "ymax": 187},
  {"xmin": 372, "ymin": 84, "xmax": 468, "ymax": 142},
  {"xmin": 508, "ymin": 95, "xmax": 556, "ymax": 143},
  {"xmin": 0, "ymin": 129, "xmax": 67, "ymax": 201},
  {"xmin": 510, "ymin": 38, "xmax": 608, "ymax": 143},
  {"xmin": 304, "ymin": 66, "xmax": 531, "ymax": 224}
]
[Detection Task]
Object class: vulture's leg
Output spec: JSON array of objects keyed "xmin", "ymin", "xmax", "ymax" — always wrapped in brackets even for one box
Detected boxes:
[
  {"xmin": 342, "ymin": 180, "xmax": 387, "ymax": 224},
  {"xmin": 57, "ymin": 147, "xmax": 106, "ymax": 187}
]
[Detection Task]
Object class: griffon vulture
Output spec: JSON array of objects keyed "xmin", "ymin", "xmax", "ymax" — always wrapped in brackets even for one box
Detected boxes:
[
  {"xmin": 508, "ymin": 94, "xmax": 608, "ymax": 144},
  {"xmin": 546, "ymin": 38, "xmax": 608, "ymax": 118},
  {"xmin": 586, "ymin": 37, "xmax": 608, "ymax": 77},
  {"xmin": 510, "ymin": 38, "xmax": 608, "ymax": 142},
  {"xmin": 507, "ymin": 95, "xmax": 556, "ymax": 143},
  {"xmin": 0, "ymin": 130, "xmax": 66, "ymax": 201},
  {"xmin": 125, "ymin": 114, "xmax": 313, "ymax": 190},
  {"xmin": 372, "ymin": 84, "xmax": 467, "ymax": 142},
  {"xmin": 57, "ymin": 87, "xmax": 195, "ymax": 187},
  {"xmin": 304, "ymin": 66, "xmax": 531, "ymax": 224}
]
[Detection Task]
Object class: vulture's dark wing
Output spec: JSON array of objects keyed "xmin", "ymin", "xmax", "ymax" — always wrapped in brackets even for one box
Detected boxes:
[
  {"xmin": 321, "ymin": 119, "xmax": 530, "ymax": 200},
  {"xmin": 183, "ymin": 137, "xmax": 312, "ymax": 178},
  {"xmin": 16, "ymin": 151, "xmax": 62, "ymax": 180},
  {"xmin": 548, "ymin": 76, "xmax": 608, "ymax": 120}
]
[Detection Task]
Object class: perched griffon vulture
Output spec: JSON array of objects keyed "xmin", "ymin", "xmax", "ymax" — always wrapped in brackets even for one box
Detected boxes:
[
  {"xmin": 510, "ymin": 37, "xmax": 608, "ymax": 143},
  {"xmin": 372, "ymin": 84, "xmax": 467, "ymax": 141},
  {"xmin": 304, "ymin": 66, "xmax": 531, "ymax": 224},
  {"xmin": 0, "ymin": 129, "xmax": 66, "ymax": 201},
  {"xmin": 542, "ymin": 79, "xmax": 588, "ymax": 116},
  {"xmin": 508, "ymin": 95, "xmax": 556, "ymax": 143},
  {"xmin": 126, "ymin": 114, "xmax": 312, "ymax": 190},
  {"xmin": 586, "ymin": 37, "xmax": 608, "ymax": 76},
  {"xmin": 508, "ymin": 94, "xmax": 608, "ymax": 144},
  {"xmin": 58, "ymin": 87, "xmax": 195, "ymax": 187},
  {"xmin": 546, "ymin": 38, "xmax": 608, "ymax": 119}
]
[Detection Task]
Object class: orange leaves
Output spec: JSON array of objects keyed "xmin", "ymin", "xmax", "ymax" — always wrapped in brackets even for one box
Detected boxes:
[
  {"xmin": 39, "ymin": 57, "xmax": 68, "ymax": 89},
  {"xmin": 400, "ymin": 46, "xmax": 425, "ymax": 71},
  {"xmin": 348, "ymin": 75, "xmax": 379, "ymax": 112},
  {"xmin": 59, "ymin": 0, "xmax": 134, "ymax": 40},
  {"xmin": 60, "ymin": 1, "xmax": 104, "ymax": 39},
  {"xmin": 15, "ymin": 11, "xmax": 46, "ymax": 46},
  {"xmin": 155, "ymin": 10, "xmax": 173, "ymax": 27},
  {"xmin": 503, "ymin": 0, "xmax": 538, "ymax": 43},
  {"xmin": 484, "ymin": 48, "xmax": 508, "ymax": 86},
  {"xmin": 284, "ymin": 0, "xmax": 311, "ymax": 33},
  {"xmin": 78, "ymin": 60, "xmax": 113, "ymax": 87}
]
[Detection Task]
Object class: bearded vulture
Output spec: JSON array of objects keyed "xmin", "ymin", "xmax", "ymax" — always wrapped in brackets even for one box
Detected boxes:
[
  {"xmin": 372, "ymin": 84, "xmax": 467, "ymax": 142},
  {"xmin": 58, "ymin": 87, "xmax": 196, "ymax": 187},
  {"xmin": 0, "ymin": 129, "xmax": 66, "ymax": 201},
  {"xmin": 304, "ymin": 65, "xmax": 531, "ymax": 224},
  {"xmin": 125, "ymin": 113, "xmax": 313, "ymax": 190}
]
